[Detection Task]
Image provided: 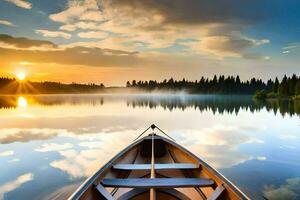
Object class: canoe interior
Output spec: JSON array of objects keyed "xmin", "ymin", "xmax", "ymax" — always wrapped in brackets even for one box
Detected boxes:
[{"xmin": 70, "ymin": 134, "xmax": 249, "ymax": 200}]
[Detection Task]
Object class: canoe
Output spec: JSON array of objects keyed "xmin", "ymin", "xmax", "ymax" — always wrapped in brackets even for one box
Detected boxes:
[{"xmin": 69, "ymin": 125, "xmax": 249, "ymax": 200}]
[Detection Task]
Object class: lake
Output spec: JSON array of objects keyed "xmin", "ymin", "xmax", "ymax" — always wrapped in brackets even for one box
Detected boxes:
[{"xmin": 0, "ymin": 94, "xmax": 299, "ymax": 200}]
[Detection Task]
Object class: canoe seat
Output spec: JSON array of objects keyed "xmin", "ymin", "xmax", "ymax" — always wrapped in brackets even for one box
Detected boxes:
[
  {"xmin": 113, "ymin": 163, "xmax": 199, "ymax": 170},
  {"xmin": 101, "ymin": 178, "xmax": 214, "ymax": 188}
]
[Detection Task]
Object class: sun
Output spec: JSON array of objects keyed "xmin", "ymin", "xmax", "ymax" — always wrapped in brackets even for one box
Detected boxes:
[{"xmin": 16, "ymin": 71, "xmax": 26, "ymax": 81}]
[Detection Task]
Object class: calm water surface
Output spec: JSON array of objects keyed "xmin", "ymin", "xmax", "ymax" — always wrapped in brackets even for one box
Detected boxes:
[{"xmin": 0, "ymin": 94, "xmax": 299, "ymax": 200}]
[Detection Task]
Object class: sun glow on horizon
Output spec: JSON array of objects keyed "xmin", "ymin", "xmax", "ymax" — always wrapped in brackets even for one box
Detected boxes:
[{"xmin": 16, "ymin": 71, "xmax": 26, "ymax": 81}]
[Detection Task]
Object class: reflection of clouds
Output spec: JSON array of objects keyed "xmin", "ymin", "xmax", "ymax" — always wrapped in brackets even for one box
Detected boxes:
[
  {"xmin": 0, "ymin": 123, "xmax": 138, "ymax": 144},
  {"xmin": 176, "ymin": 125, "xmax": 264, "ymax": 168},
  {"xmin": 280, "ymin": 145, "xmax": 296, "ymax": 149},
  {"xmin": 0, "ymin": 173, "xmax": 34, "ymax": 200},
  {"xmin": 7, "ymin": 158, "xmax": 20, "ymax": 163},
  {"xmin": 49, "ymin": 131, "xmax": 136, "ymax": 178},
  {"xmin": 0, "ymin": 114, "xmax": 143, "ymax": 137},
  {"xmin": 0, "ymin": 151, "xmax": 14, "ymax": 157},
  {"xmin": 41, "ymin": 182, "xmax": 82, "ymax": 200},
  {"xmin": 35, "ymin": 143, "xmax": 73, "ymax": 152},
  {"xmin": 0, "ymin": 128, "xmax": 65, "ymax": 144},
  {"xmin": 263, "ymin": 177, "xmax": 300, "ymax": 200},
  {"xmin": 79, "ymin": 141, "xmax": 103, "ymax": 149},
  {"xmin": 256, "ymin": 156, "xmax": 267, "ymax": 161},
  {"xmin": 50, "ymin": 148, "xmax": 111, "ymax": 178},
  {"xmin": 279, "ymin": 134, "xmax": 298, "ymax": 140}
]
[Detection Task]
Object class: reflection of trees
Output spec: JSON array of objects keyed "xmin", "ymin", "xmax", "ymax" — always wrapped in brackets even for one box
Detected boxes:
[
  {"xmin": 0, "ymin": 94, "xmax": 299, "ymax": 117},
  {"xmin": 263, "ymin": 99, "xmax": 300, "ymax": 117},
  {"xmin": 0, "ymin": 95, "xmax": 104, "ymax": 109},
  {"xmin": 0, "ymin": 96, "xmax": 18, "ymax": 109},
  {"xmin": 126, "ymin": 95, "xmax": 300, "ymax": 116}
]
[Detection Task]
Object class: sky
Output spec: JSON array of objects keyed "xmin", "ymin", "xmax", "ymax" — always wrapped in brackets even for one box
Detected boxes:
[{"xmin": 0, "ymin": 0, "xmax": 299, "ymax": 86}]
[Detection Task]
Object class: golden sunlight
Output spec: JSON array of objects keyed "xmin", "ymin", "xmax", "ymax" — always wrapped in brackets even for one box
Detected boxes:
[
  {"xmin": 16, "ymin": 71, "xmax": 26, "ymax": 81},
  {"xmin": 17, "ymin": 96, "xmax": 28, "ymax": 107}
]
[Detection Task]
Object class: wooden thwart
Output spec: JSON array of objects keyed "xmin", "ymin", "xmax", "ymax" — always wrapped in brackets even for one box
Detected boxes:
[
  {"xmin": 113, "ymin": 163, "xmax": 199, "ymax": 170},
  {"xmin": 207, "ymin": 185, "xmax": 226, "ymax": 200},
  {"xmin": 117, "ymin": 188, "xmax": 191, "ymax": 200},
  {"xmin": 95, "ymin": 184, "xmax": 114, "ymax": 200},
  {"xmin": 101, "ymin": 178, "xmax": 214, "ymax": 188}
]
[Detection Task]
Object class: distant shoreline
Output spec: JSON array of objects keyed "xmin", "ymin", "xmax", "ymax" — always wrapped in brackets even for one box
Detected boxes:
[{"xmin": 1, "ymin": 74, "xmax": 299, "ymax": 97}]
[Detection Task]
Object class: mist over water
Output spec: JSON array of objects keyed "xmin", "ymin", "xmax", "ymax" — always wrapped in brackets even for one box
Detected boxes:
[{"xmin": 0, "ymin": 94, "xmax": 299, "ymax": 200}]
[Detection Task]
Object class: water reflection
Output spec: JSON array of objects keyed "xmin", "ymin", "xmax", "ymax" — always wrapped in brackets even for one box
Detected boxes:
[
  {"xmin": 17, "ymin": 97, "xmax": 27, "ymax": 108},
  {"xmin": 126, "ymin": 95, "xmax": 300, "ymax": 117},
  {"xmin": 0, "ymin": 94, "xmax": 299, "ymax": 200},
  {"xmin": 263, "ymin": 177, "xmax": 300, "ymax": 200},
  {"xmin": 0, "ymin": 94, "xmax": 299, "ymax": 117},
  {"xmin": 0, "ymin": 95, "xmax": 104, "ymax": 109},
  {"xmin": 0, "ymin": 173, "xmax": 34, "ymax": 200}
]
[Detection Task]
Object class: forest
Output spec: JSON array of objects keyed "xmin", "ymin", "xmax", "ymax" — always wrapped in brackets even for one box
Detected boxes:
[
  {"xmin": 0, "ymin": 77, "xmax": 105, "ymax": 94},
  {"xmin": 126, "ymin": 74, "xmax": 300, "ymax": 99},
  {"xmin": 1, "ymin": 75, "xmax": 299, "ymax": 99}
]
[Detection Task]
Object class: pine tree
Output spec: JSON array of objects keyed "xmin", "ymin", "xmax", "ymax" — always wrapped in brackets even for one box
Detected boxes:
[
  {"xmin": 288, "ymin": 74, "xmax": 297, "ymax": 95},
  {"xmin": 278, "ymin": 75, "xmax": 289, "ymax": 96},
  {"xmin": 296, "ymin": 79, "xmax": 300, "ymax": 96},
  {"xmin": 273, "ymin": 77, "xmax": 279, "ymax": 93}
]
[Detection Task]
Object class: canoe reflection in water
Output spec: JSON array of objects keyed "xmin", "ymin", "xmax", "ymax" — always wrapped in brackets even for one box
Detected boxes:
[{"xmin": 69, "ymin": 124, "xmax": 249, "ymax": 200}]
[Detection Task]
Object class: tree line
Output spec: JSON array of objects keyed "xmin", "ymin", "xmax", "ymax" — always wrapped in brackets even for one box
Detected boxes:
[
  {"xmin": 126, "ymin": 74, "xmax": 300, "ymax": 98},
  {"xmin": 271, "ymin": 74, "xmax": 300, "ymax": 97},
  {"xmin": 126, "ymin": 75, "xmax": 271, "ymax": 94},
  {"xmin": 0, "ymin": 77, "xmax": 105, "ymax": 94}
]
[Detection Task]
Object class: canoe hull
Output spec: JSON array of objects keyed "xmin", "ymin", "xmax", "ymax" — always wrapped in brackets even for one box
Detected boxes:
[{"xmin": 69, "ymin": 134, "xmax": 249, "ymax": 200}]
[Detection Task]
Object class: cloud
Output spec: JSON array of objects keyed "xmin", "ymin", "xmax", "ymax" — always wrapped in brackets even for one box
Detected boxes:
[
  {"xmin": 92, "ymin": 0, "xmax": 269, "ymax": 55},
  {"xmin": 0, "ymin": 173, "xmax": 34, "ymax": 200},
  {"xmin": 105, "ymin": 0, "xmax": 265, "ymax": 26},
  {"xmin": 46, "ymin": 0, "xmax": 270, "ymax": 59},
  {"xmin": 0, "ymin": 45, "xmax": 140, "ymax": 67},
  {"xmin": 0, "ymin": 150, "xmax": 14, "ymax": 157},
  {"xmin": 263, "ymin": 177, "xmax": 300, "ymax": 200},
  {"xmin": 0, "ymin": 20, "xmax": 15, "ymax": 27},
  {"xmin": 35, "ymin": 143, "xmax": 73, "ymax": 152},
  {"xmin": 4, "ymin": 0, "xmax": 32, "ymax": 9},
  {"xmin": 49, "ymin": 0, "xmax": 101, "ymax": 23},
  {"xmin": 0, "ymin": 34, "xmax": 142, "ymax": 68},
  {"xmin": 0, "ymin": 34, "xmax": 57, "ymax": 50},
  {"xmin": 282, "ymin": 43, "xmax": 300, "ymax": 54},
  {"xmin": 77, "ymin": 31, "xmax": 108, "ymax": 39},
  {"xmin": 35, "ymin": 30, "xmax": 72, "ymax": 39},
  {"xmin": 186, "ymin": 36, "xmax": 270, "ymax": 59},
  {"xmin": 79, "ymin": 10, "xmax": 104, "ymax": 21},
  {"xmin": 60, "ymin": 21, "xmax": 100, "ymax": 31}
]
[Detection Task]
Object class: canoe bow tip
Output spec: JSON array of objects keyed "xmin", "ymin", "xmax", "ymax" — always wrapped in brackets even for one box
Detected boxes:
[{"xmin": 150, "ymin": 124, "xmax": 156, "ymax": 130}]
